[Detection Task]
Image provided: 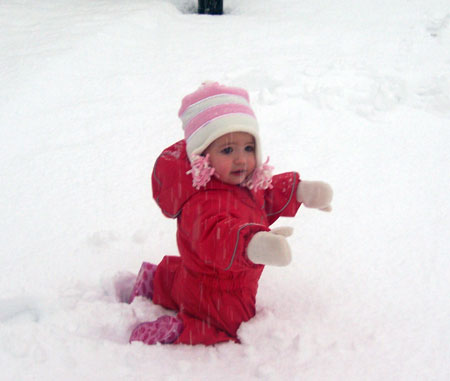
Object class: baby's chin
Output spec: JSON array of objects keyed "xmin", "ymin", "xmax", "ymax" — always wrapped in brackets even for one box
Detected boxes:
[
  {"xmin": 213, "ymin": 169, "xmax": 255, "ymax": 186},
  {"xmin": 217, "ymin": 174, "xmax": 246, "ymax": 185}
]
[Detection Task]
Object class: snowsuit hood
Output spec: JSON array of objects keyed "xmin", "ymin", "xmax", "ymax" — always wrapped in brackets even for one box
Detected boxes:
[{"xmin": 152, "ymin": 140, "xmax": 198, "ymax": 219}]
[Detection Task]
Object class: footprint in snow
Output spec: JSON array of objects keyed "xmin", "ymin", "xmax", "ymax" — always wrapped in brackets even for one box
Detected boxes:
[{"xmin": 0, "ymin": 297, "xmax": 40, "ymax": 323}]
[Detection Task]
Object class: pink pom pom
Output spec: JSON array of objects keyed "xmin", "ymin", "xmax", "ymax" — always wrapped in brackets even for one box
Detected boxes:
[
  {"xmin": 186, "ymin": 154, "xmax": 215, "ymax": 189},
  {"xmin": 243, "ymin": 157, "xmax": 273, "ymax": 191}
]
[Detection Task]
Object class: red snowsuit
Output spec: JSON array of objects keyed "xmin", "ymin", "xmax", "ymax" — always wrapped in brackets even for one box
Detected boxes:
[{"xmin": 151, "ymin": 140, "xmax": 302, "ymax": 345}]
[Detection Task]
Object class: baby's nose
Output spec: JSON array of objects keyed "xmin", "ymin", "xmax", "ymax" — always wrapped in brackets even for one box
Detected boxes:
[{"xmin": 234, "ymin": 153, "xmax": 245, "ymax": 164}]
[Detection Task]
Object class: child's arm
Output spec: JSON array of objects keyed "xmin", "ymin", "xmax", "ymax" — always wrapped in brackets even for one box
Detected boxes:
[
  {"xmin": 264, "ymin": 174, "xmax": 333, "ymax": 225},
  {"xmin": 264, "ymin": 172, "xmax": 302, "ymax": 225}
]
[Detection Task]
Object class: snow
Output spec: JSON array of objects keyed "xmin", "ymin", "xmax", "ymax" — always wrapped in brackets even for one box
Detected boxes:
[{"xmin": 1, "ymin": 0, "xmax": 449, "ymax": 379}]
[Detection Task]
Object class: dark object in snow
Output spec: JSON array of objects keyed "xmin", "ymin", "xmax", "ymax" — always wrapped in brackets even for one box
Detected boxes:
[{"xmin": 198, "ymin": 0, "xmax": 223, "ymax": 15}]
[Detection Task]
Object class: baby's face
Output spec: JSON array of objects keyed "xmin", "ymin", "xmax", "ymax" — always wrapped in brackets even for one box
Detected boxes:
[{"xmin": 204, "ymin": 132, "xmax": 256, "ymax": 185}]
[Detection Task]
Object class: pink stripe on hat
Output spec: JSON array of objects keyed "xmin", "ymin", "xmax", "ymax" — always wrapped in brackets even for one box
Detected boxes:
[
  {"xmin": 184, "ymin": 104, "xmax": 256, "ymax": 139},
  {"xmin": 178, "ymin": 82, "xmax": 250, "ymax": 118}
]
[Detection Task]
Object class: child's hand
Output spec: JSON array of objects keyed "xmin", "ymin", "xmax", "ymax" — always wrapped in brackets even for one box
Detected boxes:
[
  {"xmin": 247, "ymin": 227, "xmax": 293, "ymax": 266},
  {"xmin": 297, "ymin": 180, "xmax": 333, "ymax": 212}
]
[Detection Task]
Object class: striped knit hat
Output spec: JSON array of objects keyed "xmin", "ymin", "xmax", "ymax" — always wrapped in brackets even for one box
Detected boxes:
[{"xmin": 178, "ymin": 81, "xmax": 262, "ymax": 167}]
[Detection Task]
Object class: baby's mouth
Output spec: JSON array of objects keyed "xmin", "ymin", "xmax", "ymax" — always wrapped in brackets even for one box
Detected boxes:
[{"xmin": 231, "ymin": 169, "xmax": 246, "ymax": 176}]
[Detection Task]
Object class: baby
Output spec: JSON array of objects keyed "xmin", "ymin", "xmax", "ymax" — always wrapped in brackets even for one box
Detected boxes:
[{"xmin": 128, "ymin": 82, "xmax": 333, "ymax": 345}]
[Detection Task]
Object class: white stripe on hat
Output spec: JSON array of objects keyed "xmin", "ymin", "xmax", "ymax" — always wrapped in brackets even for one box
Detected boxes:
[{"xmin": 180, "ymin": 94, "xmax": 250, "ymax": 128}]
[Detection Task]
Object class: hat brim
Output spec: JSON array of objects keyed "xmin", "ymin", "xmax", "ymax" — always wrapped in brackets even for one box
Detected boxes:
[{"xmin": 186, "ymin": 114, "xmax": 262, "ymax": 167}]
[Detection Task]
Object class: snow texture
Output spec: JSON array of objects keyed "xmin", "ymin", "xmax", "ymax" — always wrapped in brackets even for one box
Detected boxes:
[{"xmin": 1, "ymin": 0, "xmax": 449, "ymax": 380}]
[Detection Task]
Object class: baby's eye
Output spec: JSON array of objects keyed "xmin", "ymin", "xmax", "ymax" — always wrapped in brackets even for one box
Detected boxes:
[
  {"xmin": 221, "ymin": 147, "xmax": 233, "ymax": 154},
  {"xmin": 245, "ymin": 145, "xmax": 255, "ymax": 152}
]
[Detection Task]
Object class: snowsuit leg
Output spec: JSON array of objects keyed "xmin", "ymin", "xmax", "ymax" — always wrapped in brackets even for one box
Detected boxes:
[
  {"xmin": 152, "ymin": 255, "xmax": 261, "ymax": 345},
  {"xmin": 152, "ymin": 255, "xmax": 181, "ymax": 311},
  {"xmin": 175, "ymin": 312, "xmax": 237, "ymax": 345},
  {"xmin": 152, "ymin": 256, "xmax": 233, "ymax": 344}
]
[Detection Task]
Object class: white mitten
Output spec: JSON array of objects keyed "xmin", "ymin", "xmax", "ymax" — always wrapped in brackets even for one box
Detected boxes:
[
  {"xmin": 246, "ymin": 227, "xmax": 293, "ymax": 266},
  {"xmin": 297, "ymin": 180, "xmax": 333, "ymax": 212}
]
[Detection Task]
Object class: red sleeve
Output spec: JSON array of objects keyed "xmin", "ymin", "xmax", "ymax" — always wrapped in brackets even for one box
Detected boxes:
[
  {"xmin": 264, "ymin": 172, "xmax": 302, "ymax": 225},
  {"xmin": 178, "ymin": 193, "xmax": 268, "ymax": 272}
]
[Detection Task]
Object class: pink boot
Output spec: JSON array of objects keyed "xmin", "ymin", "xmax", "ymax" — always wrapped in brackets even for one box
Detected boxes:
[
  {"xmin": 129, "ymin": 316, "xmax": 183, "ymax": 345},
  {"xmin": 129, "ymin": 262, "xmax": 157, "ymax": 303}
]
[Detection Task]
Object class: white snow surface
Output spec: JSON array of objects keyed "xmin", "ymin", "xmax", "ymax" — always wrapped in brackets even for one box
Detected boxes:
[{"xmin": 1, "ymin": 0, "xmax": 450, "ymax": 380}]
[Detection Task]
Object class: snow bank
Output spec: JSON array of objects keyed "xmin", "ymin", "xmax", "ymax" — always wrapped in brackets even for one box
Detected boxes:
[{"xmin": 1, "ymin": 0, "xmax": 449, "ymax": 379}]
